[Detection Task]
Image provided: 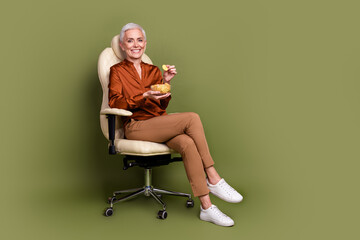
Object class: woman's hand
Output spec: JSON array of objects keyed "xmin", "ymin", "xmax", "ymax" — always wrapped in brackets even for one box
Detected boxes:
[
  {"xmin": 143, "ymin": 90, "xmax": 171, "ymax": 100},
  {"xmin": 163, "ymin": 65, "xmax": 177, "ymax": 84}
]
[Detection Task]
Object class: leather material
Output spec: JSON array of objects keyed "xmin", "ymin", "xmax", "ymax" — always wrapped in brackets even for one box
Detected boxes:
[
  {"xmin": 100, "ymin": 108, "xmax": 133, "ymax": 116},
  {"xmin": 114, "ymin": 139, "xmax": 176, "ymax": 156}
]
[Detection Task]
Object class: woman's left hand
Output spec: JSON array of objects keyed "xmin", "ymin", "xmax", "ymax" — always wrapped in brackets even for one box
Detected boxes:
[{"xmin": 163, "ymin": 65, "xmax": 177, "ymax": 83}]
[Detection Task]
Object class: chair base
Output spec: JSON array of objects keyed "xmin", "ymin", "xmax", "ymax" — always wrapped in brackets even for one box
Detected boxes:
[{"xmin": 105, "ymin": 168, "xmax": 194, "ymax": 219}]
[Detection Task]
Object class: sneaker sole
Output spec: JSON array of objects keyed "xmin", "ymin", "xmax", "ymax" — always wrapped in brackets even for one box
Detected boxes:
[{"xmin": 200, "ymin": 215, "xmax": 235, "ymax": 227}]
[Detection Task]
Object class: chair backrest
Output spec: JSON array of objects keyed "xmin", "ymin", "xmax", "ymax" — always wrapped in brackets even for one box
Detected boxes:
[{"xmin": 98, "ymin": 34, "xmax": 153, "ymax": 140}]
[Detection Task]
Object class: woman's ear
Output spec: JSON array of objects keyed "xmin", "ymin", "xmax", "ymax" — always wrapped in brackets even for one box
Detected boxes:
[{"xmin": 119, "ymin": 42, "xmax": 125, "ymax": 51}]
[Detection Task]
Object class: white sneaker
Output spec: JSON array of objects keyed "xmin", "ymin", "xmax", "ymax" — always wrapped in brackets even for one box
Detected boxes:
[
  {"xmin": 207, "ymin": 178, "xmax": 243, "ymax": 203},
  {"xmin": 200, "ymin": 204, "xmax": 234, "ymax": 227}
]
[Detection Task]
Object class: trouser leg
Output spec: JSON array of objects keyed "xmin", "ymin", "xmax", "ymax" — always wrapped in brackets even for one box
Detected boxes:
[
  {"xmin": 165, "ymin": 134, "xmax": 209, "ymax": 197},
  {"xmin": 125, "ymin": 112, "xmax": 214, "ymax": 168}
]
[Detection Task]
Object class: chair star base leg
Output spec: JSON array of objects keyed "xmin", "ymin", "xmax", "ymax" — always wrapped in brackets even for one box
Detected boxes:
[{"xmin": 106, "ymin": 168, "xmax": 193, "ymax": 218}]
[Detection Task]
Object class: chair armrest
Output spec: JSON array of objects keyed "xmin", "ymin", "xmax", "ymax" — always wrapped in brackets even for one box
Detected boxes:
[
  {"xmin": 101, "ymin": 108, "xmax": 132, "ymax": 155},
  {"xmin": 100, "ymin": 108, "xmax": 133, "ymax": 116}
]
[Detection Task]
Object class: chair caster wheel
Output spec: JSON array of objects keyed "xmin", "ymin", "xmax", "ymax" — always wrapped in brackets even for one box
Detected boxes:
[
  {"xmin": 107, "ymin": 196, "xmax": 116, "ymax": 204},
  {"xmin": 158, "ymin": 210, "xmax": 167, "ymax": 219},
  {"xmin": 186, "ymin": 199, "xmax": 194, "ymax": 208},
  {"xmin": 104, "ymin": 207, "xmax": 113, "ymax": 217}
]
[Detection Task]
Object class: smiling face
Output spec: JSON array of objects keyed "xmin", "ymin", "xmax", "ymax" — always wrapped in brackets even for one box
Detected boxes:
[{"xmin": 120, "ymin": 28, "xmax": 147, "ymax": 62}]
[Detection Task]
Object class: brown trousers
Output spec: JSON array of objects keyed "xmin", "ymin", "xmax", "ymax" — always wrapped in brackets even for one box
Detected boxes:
[{"xmin": 124, "ymin": 112, "xmax": 214, "ymax": 197}]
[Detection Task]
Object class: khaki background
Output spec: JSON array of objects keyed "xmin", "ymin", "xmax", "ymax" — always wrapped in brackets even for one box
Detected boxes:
[{"xmin": 1, "ymin": 0, "xmax": 359, "ymax": 239}]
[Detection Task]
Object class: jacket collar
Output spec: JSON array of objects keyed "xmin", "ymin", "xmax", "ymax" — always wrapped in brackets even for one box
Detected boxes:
[{"xmin": 123, "ymin": 58, "xmax": 144, "ymax": 66}]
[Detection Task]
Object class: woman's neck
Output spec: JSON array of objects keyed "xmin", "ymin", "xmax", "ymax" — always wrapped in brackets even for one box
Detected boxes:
[
  {"xmin": 126, "ymin": 57, "xmax": 142, "ymax": 79},
  {"xmin": 126, "ymin": 57, "xmax": 142, "ymax": 67}
]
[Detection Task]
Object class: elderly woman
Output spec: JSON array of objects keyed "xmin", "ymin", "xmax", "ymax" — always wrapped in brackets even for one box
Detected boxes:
[{"xmin": 108, "ymin": 23, "xmax": 243, "ymax": 227}]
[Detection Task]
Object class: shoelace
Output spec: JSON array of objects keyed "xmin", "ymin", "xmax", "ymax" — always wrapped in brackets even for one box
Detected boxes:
[
  {"xmin": 210, "ymin": 206, "xmax": 229, "ymax": 219},
  {"xmin": 219, "ymin": 181, "xmax": 237, "ymax": 195}
]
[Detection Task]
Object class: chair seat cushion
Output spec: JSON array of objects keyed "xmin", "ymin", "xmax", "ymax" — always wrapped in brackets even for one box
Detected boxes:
[{"xmin": 114, "ymin": 139, "xmax": 177, "ymax": 156}]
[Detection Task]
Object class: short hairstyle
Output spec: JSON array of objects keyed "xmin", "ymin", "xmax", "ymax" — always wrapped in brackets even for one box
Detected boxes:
[{"xmin": 119, "ymin": 23, "xmax": 147, "ymax": 43}]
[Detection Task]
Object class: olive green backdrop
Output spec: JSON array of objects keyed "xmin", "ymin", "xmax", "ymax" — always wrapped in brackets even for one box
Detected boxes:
[{"xmin": 1, "ymin": 0, "xmax": 359, "ymax": 239}]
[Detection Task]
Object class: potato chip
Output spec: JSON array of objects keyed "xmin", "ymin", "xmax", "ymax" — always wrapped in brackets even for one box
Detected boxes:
[{"xmin": 151, "ymin": 83, "xmax": 171, "ymax": 93}]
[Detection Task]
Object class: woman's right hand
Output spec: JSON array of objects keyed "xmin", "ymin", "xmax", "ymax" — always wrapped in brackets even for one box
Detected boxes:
[{"xmin": 143, "ymin": 90, "xmax": 171, "ymax": 100}]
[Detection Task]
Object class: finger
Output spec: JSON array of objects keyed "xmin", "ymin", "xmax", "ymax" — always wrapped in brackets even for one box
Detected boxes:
[
  {"xmin": 161, "ymin": 93, "xmax": 171, "ymax": 99},
  {"xmin": 154, "ymin": 92, "xmax": 169, "ymax": 96},
  {"xmin": 167, "ymin": 65, "xmax": 176, "ymax": 71},
  {"xmin": 150, "ymin": 90, "xmax": 161, "ymax": 94},
  {"xmin": 154, "ymin": 95, "xmax": 163, "ymax": 99},
  {"xmin": 156, "ymin": 93, "xmax": 171, "ymax": 99}
]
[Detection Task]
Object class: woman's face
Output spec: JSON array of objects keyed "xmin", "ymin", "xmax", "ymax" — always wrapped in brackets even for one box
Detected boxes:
[{"xmin": 120, "ymin": 28, "xmax": 147, "ymax": 62}]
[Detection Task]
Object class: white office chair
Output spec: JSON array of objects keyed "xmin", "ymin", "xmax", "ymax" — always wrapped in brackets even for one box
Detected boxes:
[{"xmin": 98, "ymin": 35, "xmax": 194, "ymax": 219}]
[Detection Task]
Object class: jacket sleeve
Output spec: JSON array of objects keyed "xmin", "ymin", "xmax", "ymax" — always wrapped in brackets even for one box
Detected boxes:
[
  {"xmin": 160, "ymin": 95, "xmax": 171, "ymax": 110},
  {"xmin": 108, "ymin": 67, "xmax": 147, "ymax": 110}
]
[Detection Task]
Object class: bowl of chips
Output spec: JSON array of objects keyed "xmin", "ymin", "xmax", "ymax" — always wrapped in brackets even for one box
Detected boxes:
[{"xmin": 151, "ymin": 83, "xmax": 171, "ymax": 94}]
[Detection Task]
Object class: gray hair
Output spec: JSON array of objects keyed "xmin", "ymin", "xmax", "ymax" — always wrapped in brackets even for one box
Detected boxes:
[{"xmin": 119, "ymin": 23, "xmax": 146, "ymax": 43}]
